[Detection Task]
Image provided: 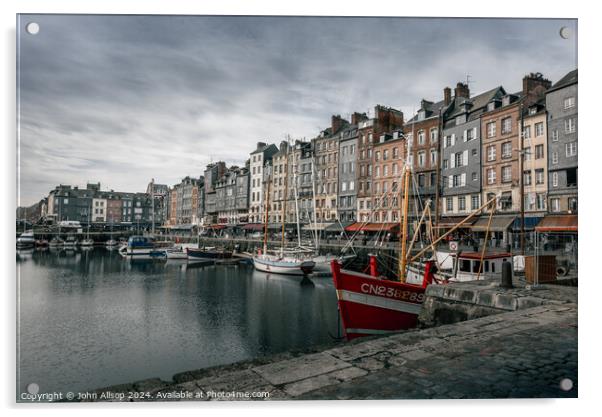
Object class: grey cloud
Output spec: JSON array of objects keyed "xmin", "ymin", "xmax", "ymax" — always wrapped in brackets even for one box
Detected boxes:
[{"xmin": 17, "ymin": 15, "xmax": 576, "ymax": 205}]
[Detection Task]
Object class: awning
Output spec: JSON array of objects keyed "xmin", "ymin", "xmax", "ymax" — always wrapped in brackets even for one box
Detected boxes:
[
  {"xmin": 302, "ymin": 222, "xmax": 335, "ymax": 232},
  {"xmin": 242, "ymin": 223, "xmax": 264, "ymax": 231},
  {"xmin": 434, "ymin": 216, "xmax": 477, "ymax": 229},
  {"xmin": 325, "ymin": 222, "xmax": 354, "ymax": 232},
  {"xmin": 471, "ymin": 215, "xmax": 516, "ymax": 232},
  {"xmin": 171, "ymin": 224, "xmax": 194, "ymax": 230},
  {"xmin": 345, "ymin": 222, "xmax": 400, "ymax": 232},
  {"xmin": 204, "ymin": 224, "xmax": 226, "ymax": 230},
  {"xmin": 535, "ymin": 215, "xmax": 578, "ymax": 233},
  {"xmin": 511, "ymin": 216, "xmax": 544, "ymax": 231},
  {"xmin": 267, "ymin": 223, "xmax": 297, "ymax": 230}
]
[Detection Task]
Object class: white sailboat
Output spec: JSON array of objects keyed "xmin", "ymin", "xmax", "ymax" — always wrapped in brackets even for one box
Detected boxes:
[{"xmin": 253, "ymin": 151, "xmax": 316, "ymax": 276}]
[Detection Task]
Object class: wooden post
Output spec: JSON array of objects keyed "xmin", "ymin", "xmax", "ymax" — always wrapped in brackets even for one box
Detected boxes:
[{"xmin": 399, "ymin": 167, "xmax": 411, "ymax": 282}]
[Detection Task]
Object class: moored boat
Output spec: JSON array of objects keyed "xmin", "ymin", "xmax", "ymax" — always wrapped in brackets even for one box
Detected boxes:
[
  {"xmin": 253, "ymin": 253, "xmax": 316, "ymax": 276},
  {"xmin": 165, "ymin": 247, "xmax": 188, "ymax": 260},
  {"xmin": 187, "ymin": 247, "xmax": 233, "ymax": 259},
  {"xmin": 17, "ymin": 230, "xmax": 35, "ymax": 248},
  {"xmin": 80, "ymin": 238, "xmax": 95, "ymax": 247},
  {"xmin": 121, "ymin": 235, "xmax": 155, "ymax": 258},
  {"xmin": 105, "ymin": 239, "xmax": 119, "ymax": 247},
  {"xmin": 48, "ymin": 237, "xmax": 65, "ymax": 248},
  {"xmin": 331, "ymin": 256, "xmax": 434, "ymax": 340}
]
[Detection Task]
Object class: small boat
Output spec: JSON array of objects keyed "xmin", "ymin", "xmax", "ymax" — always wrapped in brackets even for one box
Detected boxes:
[
  {"xmin": 34, "ymin": 239, "xmax": 49, "ymax": 247},
  {"xmin": 433, "ymin": 251, "xmax": 513, "ymax": 283},
  {"xmin": 121, "ymin": 236, "xmax": 156, "ymax": 258},
  {"xmin": 64, "ymin": 235, "xmax": 78, "ymax": 248},
  {"xmin": 311, "ymin": 253, "xmax": 356, "ymax": 275},
  {"xmin": 16, "ymin": 230, "xmax": 35, "ymax": 248},
  {"xmin": 165, "ymin": 247, "xmax": 188, "ymax": 260},
  {"xmin": 186, "ymin": 247, "xmax": 233, "ymax": 260},
  {"xmin": 105, "ymin": 239, "xmax": 119, "ymax": 247},
  {"xmin": 48, "ymin": 237, "xmax": 65, "ymax": 248},
  {"xmin": 253, "ymin": 253, "xmax": 316, "ymax": 276},
  {"xmin": 80, "ymin": 238, "xmax": 95, "ymax": 247}
]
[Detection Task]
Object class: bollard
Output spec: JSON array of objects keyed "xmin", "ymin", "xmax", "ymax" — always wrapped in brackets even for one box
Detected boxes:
[{"xmin": 501, "ymin": 261, "xmax": 513, "ymax": 289}]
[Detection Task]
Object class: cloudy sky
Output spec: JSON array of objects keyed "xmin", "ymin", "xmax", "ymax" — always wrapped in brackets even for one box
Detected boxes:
[{"xmin": 17, "ymin": 15, "xmax": 577, "ymax": 205}]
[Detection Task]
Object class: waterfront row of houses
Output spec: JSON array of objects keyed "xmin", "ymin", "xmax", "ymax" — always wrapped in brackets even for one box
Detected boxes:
[{"xmin": 24, "ymin": 69, "xmax": 577, "ymax": 236}]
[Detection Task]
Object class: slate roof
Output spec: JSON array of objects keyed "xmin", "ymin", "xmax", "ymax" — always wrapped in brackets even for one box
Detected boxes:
[{"xmin": 547, "ymin": 69, "xmax": 578, "ymax": 93}]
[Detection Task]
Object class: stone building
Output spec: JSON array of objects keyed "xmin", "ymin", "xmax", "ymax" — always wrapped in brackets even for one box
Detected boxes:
[
  {"xmin": 481, "ymin": 73, "xmax": 551, "ymax": 214},
  {"xmin": 313, "ymin": 115, "xmax": 348, "ymax": 222},
  {"xmin": 337, "ymin": 123, "xmax": 359, "ymax": 223},
  {"xmin": 441, "ymin": 85, "xmax": 506, "ymax": 216},
  {"xmin": 203, "ymin": 161, "xmax": 227, "ymax": 224},
  {"xmin": 270, "ymin": 142, "xmax": 290, "ymax": 224},
  {"xmin": 170, "ymin": 176, "xmax": 202, "ymax": 226},
  {"xmin": 371, "ymin": 130, "xmax": 406, "ymax": 223},
  {"xmin": 546, "ymin": 69, "xmax": 578, "ymax": 213},
  {"xmin": 216, "ymin": 165, "xmax": 250, "ymax": 225},
  {"xmin": 357, "ymin": 106, "xmax": 403, "ymax": 223},
  {"xmin": 404, "ymin": 91, "xmax": 452, "ymax": 216},
  {"xmin": 249, "ymin": 142, "xmax": 278, "ymax": 224},
  {"xmin": 521, "ymin": 100, "xmax": 548, "ymax": 214}
]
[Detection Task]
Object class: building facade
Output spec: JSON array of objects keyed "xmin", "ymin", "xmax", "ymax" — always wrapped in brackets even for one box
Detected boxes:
[
  {"xmin": 546, "ymin": 69, "xmax": 578, "ymax": 213},
  {"xmin": 249, "ymin": 142, "xmax": 278, "ymax": 224},
  {"xmin": 337, "ymin": 123, "xmax": 359, "ymax": 223},
  {"xmin": 372, "ymin": 131, "xmax": 405, "ymax": 223}
]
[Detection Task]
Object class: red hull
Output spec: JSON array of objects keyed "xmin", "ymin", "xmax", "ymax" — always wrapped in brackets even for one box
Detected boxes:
[{"xmin": 331, "ymin": 260, "xmax": 429, "ymax": 340}]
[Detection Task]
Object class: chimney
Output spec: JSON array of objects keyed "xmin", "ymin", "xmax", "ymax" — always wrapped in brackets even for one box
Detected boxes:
[
  {"xmin": 444, "ymin": 87, "xmax": 452, "ymax": 105},
  {"xmin": 522, "ymin": 72, "xmax": 552, "ymax": 106},
  {"xmin": 351, "ymin": 112, "xmax": 367, "ymax": 125},
  {"xmin": 256, "ymin": 142, "xmax": 267, "ymax": 151},
  {"xmin": 454, "ymin": 82, "xmax": 470, "ymax": 99},
  {"xmin": 331, "ymin": 115, "xmax": 347, "ymax": 134}
]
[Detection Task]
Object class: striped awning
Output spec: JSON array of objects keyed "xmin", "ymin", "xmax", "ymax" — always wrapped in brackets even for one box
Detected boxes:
[{"xmin": 534, "ymin": 215, "xmax": 578, "ymax": 232}]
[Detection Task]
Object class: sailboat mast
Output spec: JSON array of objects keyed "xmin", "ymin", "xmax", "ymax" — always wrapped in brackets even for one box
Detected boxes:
[
  {"xmin": 281, "ymin": 147, "xmax": 289, "ymax": 253},
  {"xmin": 399, "ymin": 166, "xmax": 411, "ymax": 282},
  {"xmin": 263, "ymin": 175, "xmax": 271, "ymax": 254},
  {"xmin": 292, "ymin": 146, "xmax": 302, "ymax": 248},
  {"xmin": 310, "ymin": 155, "xmax": 320, "ymax": 250}
]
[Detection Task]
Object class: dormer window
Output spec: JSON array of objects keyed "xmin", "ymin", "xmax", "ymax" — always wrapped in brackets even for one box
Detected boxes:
[
  {"xmin": 502, "ymin": 96, "xmax": 511, "ymax": 106},
  {"xmin": 456, "ymin": 114, "xmax": 466, "ymax": 125},
  {"xmin": 487, "ymin": 102, "xmax": 496, "ymax": 112},
  {"xmin": 418, "ymin": 110, "xmax": 426, "ymax": 121},
  {"xmin": 529, "ymin": 107, "xmax": 537, "ymax": 115}
]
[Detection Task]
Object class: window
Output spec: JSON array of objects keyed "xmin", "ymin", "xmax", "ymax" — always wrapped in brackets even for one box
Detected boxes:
[
  {"xmin": 567, "ymin": 168, "xmax": 577, "ymax": 186},
  {"xmin": 375, "ymin": 167, "xmax": 380, "ymax": 177},
  {"xmin": 487, "ymin": 168, "xmax": 496, "ymax": 184},
  {"xmin": 430, "ymin": 172, "xmax": 436, "ymax": 187},
  {"xmin": 552, "ymin": 172, "xmax": 558, "ymax": 187},
  {"xmin": 565, "ymin": 118, "xmax": 576, "ymax": 133},
  {"xmin": 375, "ymin": 151, "xmax": 380, "ymax": 161},
  {"xmin": 486, "ymin": 122, "xmax": 496, "ymax": 138},
  {"xmin": 458, "ymin": 197, "xmax": 466, "ymax": 211},
  {"xmin": 502, "ymin": 142, "xmax": 512, "ymax": 159},
  {"xmin": 466, "ymin": 128, "xmax": 475, "ymax": 141},
  {"xmin": 393, "ymin": 164, "xmax": 398, "ymax": 174},
  {"xmin": 536, "ymin": 193, "xmax": 546, "ymax": 211},
  {"xmin": 535, "ymin": 169, "xmax": 544, "ymax": 185},
  {"xmin": 568, "ymin": 197, "xmax": 577, "ymax": 212},
  {"xmin": 552, "ymin": 151, "xmax": 558, "ymax": 164},
  {"xmin": 472, "ymin": 148, "xmax": 477, "ymax": 157},
  {"xmin": 552, "ymin": 130, "xmax": 559, "ymax": 142},
  {"xmin": 418, "ymin": 130, "xmax": 425, "ymax": 145},
  {"xmin": 383, "ymin": 150, "xmax": 389, "ymax": 160},
  {"xmin": 472, "ymin": 172, "xmax": 477, "ymax": 181},
  {"xmin": 523, "ymin": 125, "xmax": 531, "ymax": 139},
  {"xmin": 551, "ymin": 198, "xmax": 560, "ymax": 213},
  {"xmin": 349, "ymin": 181, "xmax": 355, "ymax": 191},
  {"xmin": 452, "ymin": 175, "xmax": 459, "ymax": 187},
  {"xmin": 418, "ymin": 151, "xmax": 426, "ymax": 167},
  {"xmin": 393, "ymin": 147, "xmax": 399, "ymax": 158},
  {"xmin": 487, "ymin": 145, "xmax": 496, "ymax": 161},
  {"xmin": 566, "ymin": 142, "xmax": 577, "ymax": 157},
  {"xmin": 471, "ymin": 195, "xmax": 480, "ymax": 210},
  {"xmin": 430, "ymin": 128, "xmax": 438, "ymax": 142},
  {"xmin": 383, "ymin": 165, "xmax": 389, "ymax": 176},
  {"xmin": 445, "ymin": 136, "xmax": 452, "ymax": 148},
  {"xmin": 535, "ymin": 122, "xmax": 544, "ymax": 137},
  {"xmin": 502, "ymin": 166, "xmax": 512, "ymax": 183},
  {"xmin": 524, "ymin": 170, "xmax": 532, "ymax": 186},
  {"xmin": 535, "ymin": 144, "xmax": 544, "ymax": 159},
  {"xmin": 446, "ymin": 198, "xmax": 453, "ymax": 212},
  {"xmin": 418, "ymin": 174, "xmax": 425, "ymax": 187},
  {"xmin": 430, "ymin": 150, "xmax": 437, "ymax": 165},
  {"xmin": 454, "ymin": 153, "xmax": 463, "ymax": 167},
  {"xmin": 564, "ymin": 96, "xmax": 575, "ymax": 109},
  {"xmin": 341, "ymin": 182, "xmax": 347, "ymax": 192},
  {"xmin": 501, "ymin": 117, "xmax": 512, "ymax": 134},
  {"xmin": 523, "ymin": 147, "xmax": 531, "ymax": 161}
]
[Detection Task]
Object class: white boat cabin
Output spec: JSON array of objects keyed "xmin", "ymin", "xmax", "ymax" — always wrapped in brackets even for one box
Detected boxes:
[{"xmin": 451, "ymin": 252, "xmax": 513, "ymax": 282}]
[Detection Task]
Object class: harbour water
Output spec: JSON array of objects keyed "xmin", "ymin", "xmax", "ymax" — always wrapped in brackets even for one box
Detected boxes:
[{"xmin": 17, "ymin": 248, "xmax": 339, "ymax": 395}]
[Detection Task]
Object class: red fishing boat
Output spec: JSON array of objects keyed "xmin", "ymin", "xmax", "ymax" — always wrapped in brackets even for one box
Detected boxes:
[{"xmin": 331, "ymin": 256, "xmax": 435, "ymax": 340}]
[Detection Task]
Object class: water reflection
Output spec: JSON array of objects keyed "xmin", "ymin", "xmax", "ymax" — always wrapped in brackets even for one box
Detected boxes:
[{"xmin": 17, "ymin": 248, "xmax": 339, "ymax": 395}]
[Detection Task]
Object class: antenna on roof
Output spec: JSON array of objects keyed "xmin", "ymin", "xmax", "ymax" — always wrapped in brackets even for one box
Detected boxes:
[{"xmin": 466, "ymin": 74, "xmax": 474, "ymax": 89}]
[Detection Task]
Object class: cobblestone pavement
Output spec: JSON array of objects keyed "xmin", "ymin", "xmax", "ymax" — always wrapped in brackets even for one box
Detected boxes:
[{"xmin": 90, "ymin": 302, "xmax": 577, "ymax": 401}]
